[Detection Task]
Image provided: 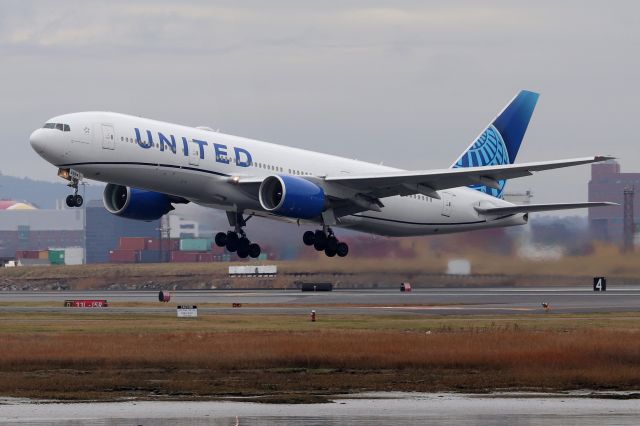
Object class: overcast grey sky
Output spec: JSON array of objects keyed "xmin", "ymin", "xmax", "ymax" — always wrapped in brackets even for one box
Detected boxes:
[{"xmin": 1, "ymin": 1, "xmax": 638, "ymax": 208}]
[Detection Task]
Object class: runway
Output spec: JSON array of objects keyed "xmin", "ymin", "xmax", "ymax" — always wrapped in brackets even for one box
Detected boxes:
[
  {"xmin": 3, "ymin": 393, "xmax": 640, "ymax": 425},
  {"xmin": 1, "ymin": 286, "xmax": 639, "ymax": 316}
]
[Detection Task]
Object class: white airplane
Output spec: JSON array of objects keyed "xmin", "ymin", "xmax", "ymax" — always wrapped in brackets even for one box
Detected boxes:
[{"xmin": 30, "ymin": 90, "xmax": 614, "ymax": 259}]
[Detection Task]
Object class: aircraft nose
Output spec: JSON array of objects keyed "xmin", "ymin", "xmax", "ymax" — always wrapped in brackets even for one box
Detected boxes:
[{"xmin": 29, "ymin": 128, "xmax": 46, "ymax": 152}]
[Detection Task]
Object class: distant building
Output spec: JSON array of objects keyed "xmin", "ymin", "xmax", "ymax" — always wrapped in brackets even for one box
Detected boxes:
[
  {"xmin": 588, "ymin": 161, "xmax": 640, "ymax": 242},
  {"xmin": 85, "ymin": 200, "xmax": 160, "ymax": 263},
  {"xmin": 168, "ymin": 214, "xmax": 200, "ymax": 239},
  {"xmin": 0, "ymin": 200, "xmax": 37, "ymax": 210},
  {"xmin": 0, "ymin": 207, "xmax": 84, "ymax": 259}
]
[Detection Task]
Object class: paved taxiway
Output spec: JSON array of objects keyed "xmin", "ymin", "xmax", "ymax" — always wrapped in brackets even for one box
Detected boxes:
[{"xmin": 1, "ymin": 286, "xmax": 639, "ymax": 315}]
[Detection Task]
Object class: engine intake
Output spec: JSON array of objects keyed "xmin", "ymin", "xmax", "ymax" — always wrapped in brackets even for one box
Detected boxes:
[
  {"xmin": 103, "ymin": 184, "xmax": 175, "ymax": 221},
  {"xmin": 259, "ymin": 175, "xmax": 325, "ymax": 219}
]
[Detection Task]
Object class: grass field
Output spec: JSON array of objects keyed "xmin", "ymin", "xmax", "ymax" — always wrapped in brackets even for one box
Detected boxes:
[
  {"xmin": 1, "ymin": 242, "xmax": 639, "ymax": 283},
  {"xmin": 0, "ymin": 311, "xmax": 639, "ymax": 401}
]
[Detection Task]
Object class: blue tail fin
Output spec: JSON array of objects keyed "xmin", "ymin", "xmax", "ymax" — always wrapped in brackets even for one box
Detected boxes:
[{"xmin": 452, "ymin": 90, "xmax": 539, "ymax": 198}]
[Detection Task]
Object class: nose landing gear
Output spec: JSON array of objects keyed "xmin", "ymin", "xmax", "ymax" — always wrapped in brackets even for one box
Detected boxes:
[
  {"xmin": 58, "ymin": 168, "xmax": 84, "ymax": 208},
  {"xmin": 64, "ymin": 174, "xmax": 83, "ymax": 208},
  {"xmin": 214, "ymin": 211, "xmax": 262, "ymax": 259},
  {"xmin": 303, "ymin": 228, "xmax": 349, "ymax": 257}
]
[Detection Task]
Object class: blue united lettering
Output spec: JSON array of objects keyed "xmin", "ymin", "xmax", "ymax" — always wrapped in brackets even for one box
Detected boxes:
[{"xmin": 134, "ymin": 128, "xmax": 252, "ymax": 167}]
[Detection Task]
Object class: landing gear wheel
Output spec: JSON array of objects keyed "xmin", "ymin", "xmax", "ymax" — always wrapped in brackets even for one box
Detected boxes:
[
  {"xmin": 214, "ymin": 232, "xmax": 227, "ymax": 247},
  {"xmin": 314, "ymin": 240, "xmax": 326, "ymax": 251},
  {"xmin": 248, "ymin": 243, "xmax": 261, "ymax": 259},
  {"xmin": 238, "ymin": 237, "xmax": 250, "ymax": 253},
  {"xmin": 66, "ymin": 195, "xmax": 75, "ymax": 208},
  {"xmin": 226, "ymin": 232, "xmax": 239, "ymax": 252},
  {"xmin": 324, "ymin": 247, "xmax": 337, "ymax": 257},
  {"xmin": 314, "ymin": 230, "xmax": 326, "ymax": 246},
  {"xmin": 303, "ymin": 231, "xmax": 315, "ymax": 246},
  {"xmin": 237, "ymin": 248, "xmax": 249, "ymax": 258},
  {"xmin": 336, "ymin": 242, "xmax": 349, "ymax": 257},
  {"xmin": 73, "ymin": 194, "xmax": 83, "ymax": 207},
  {"xmin": 326, "ymin": 236, "xmax": 338, "ymax": 252}
]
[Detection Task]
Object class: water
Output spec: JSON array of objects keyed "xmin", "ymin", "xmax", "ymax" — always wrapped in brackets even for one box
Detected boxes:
[{"xmin": 2, "ymin": 393, "xmax": 639, "ymax": 425}]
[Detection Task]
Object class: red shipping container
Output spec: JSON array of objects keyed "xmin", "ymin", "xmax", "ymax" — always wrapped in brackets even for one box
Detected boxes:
[
  {"xmin": 198, "ymin": 253, "xmax": 215, "ymax": 262},
  {"xmin": 209, "ymin": 244, "xmax": 225, "ymax": 255},
  {"xmin": 119, "ymin": 237, "xmax": 147, "ymax": 251},
  {"xmin": 16, "ymin": 250, "xmax": 41, "ymax": 259},
  {"xmin": 108, "ymin": 249, "xmax": 140, "ymax": 263},
  {"xmin": 145, "ymin": 238, "xmax": 160, "ymax": 250},
  {"xmin": 170, "ymin": 251, "xmax": 199, "ymax": 263},
  {"xmin": 147, "ymin": 239, "xmax": 181, "ymax": 251}
]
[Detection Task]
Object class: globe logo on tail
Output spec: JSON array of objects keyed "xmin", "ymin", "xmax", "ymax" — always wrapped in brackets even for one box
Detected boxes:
[{"xmin": 454, "ymin": 125, "xmax": 509, "ymax": 198}]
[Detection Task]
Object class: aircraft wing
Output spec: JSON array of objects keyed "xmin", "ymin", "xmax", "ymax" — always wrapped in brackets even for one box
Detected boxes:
[
  {"xmin": 474, "ymin": 202, "xmax": 617, "ymax": 215},
  {"xmin": 236, "ymin": 155, "xmax": 614, "ymax": 217},
  {"xmin": 322, "ymin": 156, "xmax": 613, "ymax": 201}
]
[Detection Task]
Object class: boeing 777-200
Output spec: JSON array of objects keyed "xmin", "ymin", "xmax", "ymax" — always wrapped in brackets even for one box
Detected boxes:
[{"xmin": 29, "ymin": 90, "xmax": 615, "ymax": 258}]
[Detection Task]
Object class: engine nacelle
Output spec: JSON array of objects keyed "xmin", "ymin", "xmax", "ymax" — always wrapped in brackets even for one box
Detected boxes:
[
  {"xmin": 103, "ymin": 184, "xmax": 174, "ymax": 221},
  {"xmin": 259, "ymin": 175, "xmax": 325, "ymax": 219}
]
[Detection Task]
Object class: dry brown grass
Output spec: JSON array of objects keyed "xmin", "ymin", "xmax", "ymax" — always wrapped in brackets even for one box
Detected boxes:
[
  {"xmin": 2, "ymin": 242, "xmax": 639, "ymax": 284},
  {"xmin": 1, "ymin": 328, "xmax": 639, "ymax": 399}
]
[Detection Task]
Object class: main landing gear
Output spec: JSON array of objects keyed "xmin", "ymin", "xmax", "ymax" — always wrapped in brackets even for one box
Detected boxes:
[
  {"xmin": 65, "ymin": 177, "xmax": 83, "ymax": 208},
  {"xmin": 303, "ymin": 228, "xmax": 349, "ymax": 257},
  {"xmin": 214, "ymin": 211, "xmax": 261, "ymax": 259}
]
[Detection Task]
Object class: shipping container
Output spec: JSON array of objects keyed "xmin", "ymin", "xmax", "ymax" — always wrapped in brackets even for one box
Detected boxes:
[
  {"xmin": 108, "ymin": 249, "xmax": 140, "ymax": 263},
  {"xmin": 16, "ymin": 250, "xmax": 40, "ymax": 259},
  {"xmin": 119, "ymin": 237, "xmax": 147, "ymax": 251},
  {"xmin": 198, "ymin": 253, "xmax": 215, "ymax": 262},
  {"xmin": 210, "ymin": 244, "xmax": 225, "ymax": 255},
  {"xmin": 48, "ymin": 249, "xmax": 65, "ymax": 265},
  {"xmin": 145, "ymin": 238, "xmax": 181, "ymax": 251},
  {"xmin": 38, "ymin": 250, "xmax": 49, "ymax": 260},
  {"xmin": 179, "ymin": 238, "xmax": 213, "ymax": 252},
  {"xmin": 170, "ymin": 251, "xmax": 199, "ymax": 262},
  {"xmin": 64, "ymin": 247, "xmax": 84, "ymax": 265},
  {"xmin": 168, "ymin": 239, "xmax": 180, "ymax": 251},
  {"xmin": 145, "ymin": 238, "xmax": 160, "ymax": 250},
  {"xmin": 140, "ymin": 250, "xmax": 163, "ymax": 263}
]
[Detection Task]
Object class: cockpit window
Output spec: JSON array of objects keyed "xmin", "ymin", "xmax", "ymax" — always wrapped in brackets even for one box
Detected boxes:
[{"xmin": 43, "ymin": 123, "xmax": 71, "ymax": 132}]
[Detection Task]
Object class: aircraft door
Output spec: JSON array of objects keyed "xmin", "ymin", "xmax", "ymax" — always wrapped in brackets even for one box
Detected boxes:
[
  {"xmin": 189, "ymin": 140, "xmax": 200, "ymax": 166},
  {"xmin": 441, "ymin": 192, "xmax": 453, "ymax": 217},
  {"xmin": 101, "ymin": 124, "xmax": 115, "ymax": 150}
]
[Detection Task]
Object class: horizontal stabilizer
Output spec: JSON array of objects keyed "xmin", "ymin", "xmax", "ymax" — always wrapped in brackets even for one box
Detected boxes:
[{"xmin": 475, "ymin": 202, "xmax": 617, "ymax": 215}]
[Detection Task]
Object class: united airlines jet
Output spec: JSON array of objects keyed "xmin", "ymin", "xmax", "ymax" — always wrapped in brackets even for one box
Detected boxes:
[{"xmin": 30, "ymin": 90, "xmax": 614, "ymax": 259}]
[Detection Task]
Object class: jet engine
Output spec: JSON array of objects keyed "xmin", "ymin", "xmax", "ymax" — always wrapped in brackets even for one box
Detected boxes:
[
  {"xmin": 103, "ymin": 183, "xmax": 175, "ymax": 221},
  {"xmin": 259, "ymin": 175, "xmax": 325, "ymax": 219}
]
